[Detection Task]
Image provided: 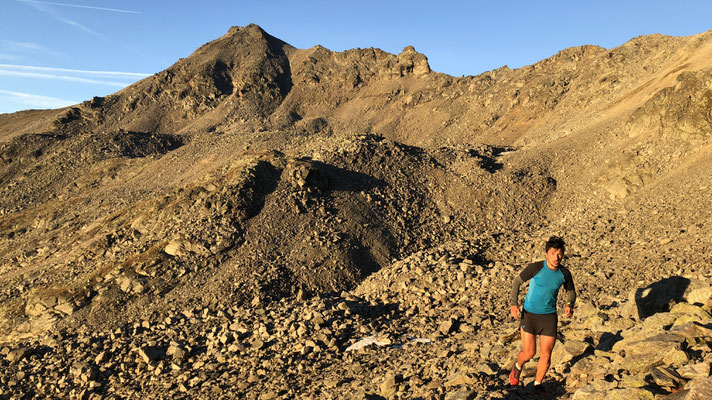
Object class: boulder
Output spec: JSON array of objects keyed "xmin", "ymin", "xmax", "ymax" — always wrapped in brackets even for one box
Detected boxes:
[
  {"xmin": 571, "ymin": 385, "xmax": 606, "ymax": 400},
  {"xmin": 650, "ymin": 366, "xmax": 683, "ymax": 389},
  {"xmin": 664, "ymin": 376, "xmax": 712, "ymax": 400},
  {"xmin": 568, "ymin": 356, "xmax": 608, "ymax": 387},
  {"xmin": 683, "ymin": 281, "xmax": 712, "ymax": 305},
  {"xmin": 677, "ymin": 362, "xmax": 710, "ymax": 380},
  {"xmin": 70, "ymin": 361, "xmax": 96, "ymax": 382},
  {"xmin": 6, "ymin": 347, "xmax": 32, "ymax": 364},
  {"xmin": 445, "ymin": 390, "xmax": 477, "ymax": 400},
  {"xmin": 603, "ymin": 388, "xmax": 655, "ymax": 400},
  {"xmin": 379, "ymin": 373, "xmax": 398, "ymax": 397},
  {"xmin": 612, "ymin": 332, "xmax": 687, "ymax": 373},
  {"xmin": 439, "ymin": 319, "xmax": 455, "ymax": 335},
  {"xmin": 551, "ymin": 339, "xmax": 592, "ymax": 366},
  {"xmin": 164, "ymin": 239, "xmax": 184, "ymax": 256},
  {"xmin": 670, "ymin": 322, "xmax": 712, "ymax": 340},
  {"xmin": 613, "ymin": 331, "xmax": 684, "ymax": 352},
  {"xmin": 55, "ymin": 302, "xmax": 77, "ymax": 315},
  {"xmin": 670, "ymin": 303, "xmax": 712, "ymax": 326},
  {"xmin": 639, "ymin": 312, "xmax": 677, "ymax": 333},
  {"xmin": 444, "ymin": 372, "xmax": 477, "ymax": 387},
  {"xmin": 137, "ymin": 346, "xmax": 163, "ymax": 363},
  {"xmin": 619, "ymin": 374, "xmax": 647, "ymax": 388},
  {"xmin": 167, "ymin": 345, "xmax": 187, "ymax": 361}
]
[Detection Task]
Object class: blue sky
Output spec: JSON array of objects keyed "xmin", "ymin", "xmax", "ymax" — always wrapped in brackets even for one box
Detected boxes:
[{"xmin": 1, "ymin": 0, "xmax": 711, "ymax": 114}]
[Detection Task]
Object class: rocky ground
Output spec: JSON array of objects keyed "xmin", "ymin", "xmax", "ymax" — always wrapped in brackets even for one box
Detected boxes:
[
  {"xmin": 1, "ymin": 237, "xmax": 711, "ymax": 399},
  {"xmin": 1, "ymin": 25, "xmax": 712, "ymax": 399}
]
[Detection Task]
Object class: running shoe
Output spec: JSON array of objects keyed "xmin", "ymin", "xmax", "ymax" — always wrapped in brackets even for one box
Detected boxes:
[
  {"xmin": 533, "ymin": 384, "xmax": 547, "ymax": 396},
  {"xmin": 508, "ymin": 363, "xmax": 521, "ymax": 385}
]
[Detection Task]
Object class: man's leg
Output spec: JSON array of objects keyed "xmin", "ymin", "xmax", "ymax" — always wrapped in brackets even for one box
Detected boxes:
[
  {"xmin": 535, "ymin": 335, "xmax": 556, "ymax": 383},
  {"xmin": 517, "ymin": 328, "xmax": 537, "ymax": 367},
  {"xmin": 510, "ymin": 327, "xmax": 537, "ymax": 385}
]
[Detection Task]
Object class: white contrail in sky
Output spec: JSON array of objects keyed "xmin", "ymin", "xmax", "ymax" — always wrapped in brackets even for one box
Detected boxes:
[
  {"xmin": 0, "ymin": 89, "xmax": 76, "ymax": 108},
  {"xmin": 17, "ymin": 0, "xmax": 141, "ymax": 14},
  {"xmin": 2, "ymin": 40, "xmax": 48, "ymax": 51},
  {"xmin": 0, "ymin": 69, "xmax": 131, "ymax": 87},
  {"xmin": 20, "ymin": 1, "xmax": 106, "ymax": 38},
  {"xmin": 57, "ymin": 16, "xmax": 105, "ymax": 38},
  {"xmin": 0, "ymin": 64, "xmax": 152, "ymax": 78}
]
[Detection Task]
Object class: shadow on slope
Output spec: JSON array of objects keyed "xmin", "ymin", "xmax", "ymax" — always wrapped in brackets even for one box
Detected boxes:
[{"xmin": 635, "ymin": 276, "xmax": 691, "ymax": 319}]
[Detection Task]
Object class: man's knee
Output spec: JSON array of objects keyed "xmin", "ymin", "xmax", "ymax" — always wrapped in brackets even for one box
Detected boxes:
[
  {"xmin": 521, "ymin": 348, "xmax": 536, "ymax": 359},
  {"xmin": 539, "ymin": 338, "xmax": 556, "ymax": 358}
]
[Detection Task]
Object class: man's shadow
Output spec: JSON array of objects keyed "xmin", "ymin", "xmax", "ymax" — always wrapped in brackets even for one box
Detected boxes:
[{"xmin": 486, "ymin": 378, "xmax": 566, "ymax": 399}]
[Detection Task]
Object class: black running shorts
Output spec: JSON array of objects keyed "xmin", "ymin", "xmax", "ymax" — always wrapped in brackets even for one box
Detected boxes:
[{"xmin": 520, "ymin": 309, "xmax": 557, "ymax": 337}]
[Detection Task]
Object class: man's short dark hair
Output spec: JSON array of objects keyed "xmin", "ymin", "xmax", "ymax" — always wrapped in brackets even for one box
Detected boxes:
[{"xmin": 545, "ymin": 236, "xmax": 565, "ymax": 252}]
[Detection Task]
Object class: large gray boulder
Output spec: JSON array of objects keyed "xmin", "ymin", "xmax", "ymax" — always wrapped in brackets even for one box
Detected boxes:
[{"xmin": 611, "ymin": 332, "xmax": 688, "ymax": 374}]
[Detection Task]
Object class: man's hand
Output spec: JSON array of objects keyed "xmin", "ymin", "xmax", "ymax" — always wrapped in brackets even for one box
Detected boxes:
[
  {"xmin": 510, "ymin": 305, "xmax": 521, "ymax": 320},
  {"xmin": 565, "ymin": 304, "xmax": 574, "ymax": 318}
]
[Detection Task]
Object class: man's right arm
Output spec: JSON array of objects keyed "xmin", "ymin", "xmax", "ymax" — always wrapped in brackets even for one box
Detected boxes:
[
  {"xmin": 508, "ymin": 262, "xmax": 542, "ymax": 319},
  {"xmin": 509, "ymin": 275, "xmax": 525, "ymax": 319},
  {"xmin": 509, "ymin": 274, "xmax": 525, "ymax": 308}
]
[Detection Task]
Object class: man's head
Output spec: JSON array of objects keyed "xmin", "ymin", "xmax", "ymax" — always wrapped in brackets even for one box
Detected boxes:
[{"xmin": 545, "ymin": 236, "xmax": 565, "ymax": 269}]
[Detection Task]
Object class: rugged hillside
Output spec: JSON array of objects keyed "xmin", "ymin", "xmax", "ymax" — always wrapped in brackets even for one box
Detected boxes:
[{"xmin": 1, "ymin": 24, "xmax": 712, "ymax": 399}]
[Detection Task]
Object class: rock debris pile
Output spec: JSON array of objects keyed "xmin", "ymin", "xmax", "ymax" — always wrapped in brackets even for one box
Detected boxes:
[{"xmin": 2, "ymin": 238, "xmax": 711, "ymax": 399}]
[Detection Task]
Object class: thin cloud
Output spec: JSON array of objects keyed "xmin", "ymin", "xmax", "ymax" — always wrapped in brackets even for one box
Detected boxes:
[
  {"xmin": 0, "ymin": 54, "xmax": 22, "ymax": 62},
  {"xmin": 0, "ymin": 89, "xmax": 76, "ymax": 109},
  {"xmin": 1, "ymin": 40, "xmax": 46, "ymax": 51},
  {"xmin": 57, "ymin": 16, "xmax": 104, "ymax": 38},
  {"xmin": 17, "ymin": 0, "xmax": 141, "ymax": 14},
  {"xmin": 0, "ymin": 64, "xmax": 151, "ymax": 78},
  {"xmin": 0, "ymin": 69, "xmax": 130, "ymax": 87},
  {"xmin": 20, "ymin": 1, "xmax": 105, "ymax": 38},
  {"xmin": 0, "ymin": 40, "xmax": 66, "ymax": 58}
]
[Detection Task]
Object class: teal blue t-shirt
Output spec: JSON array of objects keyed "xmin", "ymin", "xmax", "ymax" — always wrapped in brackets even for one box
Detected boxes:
[{"xmin": 523, "ymin": 260, "xmax": 566, "ymax": 314}]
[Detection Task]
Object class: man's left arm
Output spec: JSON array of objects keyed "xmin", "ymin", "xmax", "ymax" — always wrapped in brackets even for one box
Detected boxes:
[{"xmin": 562, "ymin": 267, "xmax": 576, "ymax": 318}]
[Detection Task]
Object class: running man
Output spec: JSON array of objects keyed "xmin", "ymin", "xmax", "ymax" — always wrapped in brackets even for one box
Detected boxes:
[{"xmin": 508, "ymin": 236, "xmax": 576, "ymax": 393}]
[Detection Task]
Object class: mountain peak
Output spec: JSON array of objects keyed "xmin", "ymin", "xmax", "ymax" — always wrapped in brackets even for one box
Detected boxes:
[{"xmin": 225, "ymin": 23, "xmax": 268, "ymax": 38}]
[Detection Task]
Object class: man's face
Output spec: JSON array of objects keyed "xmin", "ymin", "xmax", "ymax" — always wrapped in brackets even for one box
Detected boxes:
[{"xmin": 546, "ymin": 247, "xmax": 564, "ymax": 268}]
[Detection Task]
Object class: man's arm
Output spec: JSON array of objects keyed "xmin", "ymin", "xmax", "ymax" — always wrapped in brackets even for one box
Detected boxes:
[
  {"xmin": 562, "ymin": 267, "xmax": 576, "ymax": 317},
  {"xmin": 509, "ymin": 274, "xmax": 525, "ymax": 308},
  {"xmin": 509, "ymin": 275, "xmax": 524, "ymax": 319},
  {"xmin": 561, "ymin": 267, "xmax": 576, "ymax": 306},
  {"xmin": 509, "ymin": 262, "xmax": 544, "ymax": 319}
]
